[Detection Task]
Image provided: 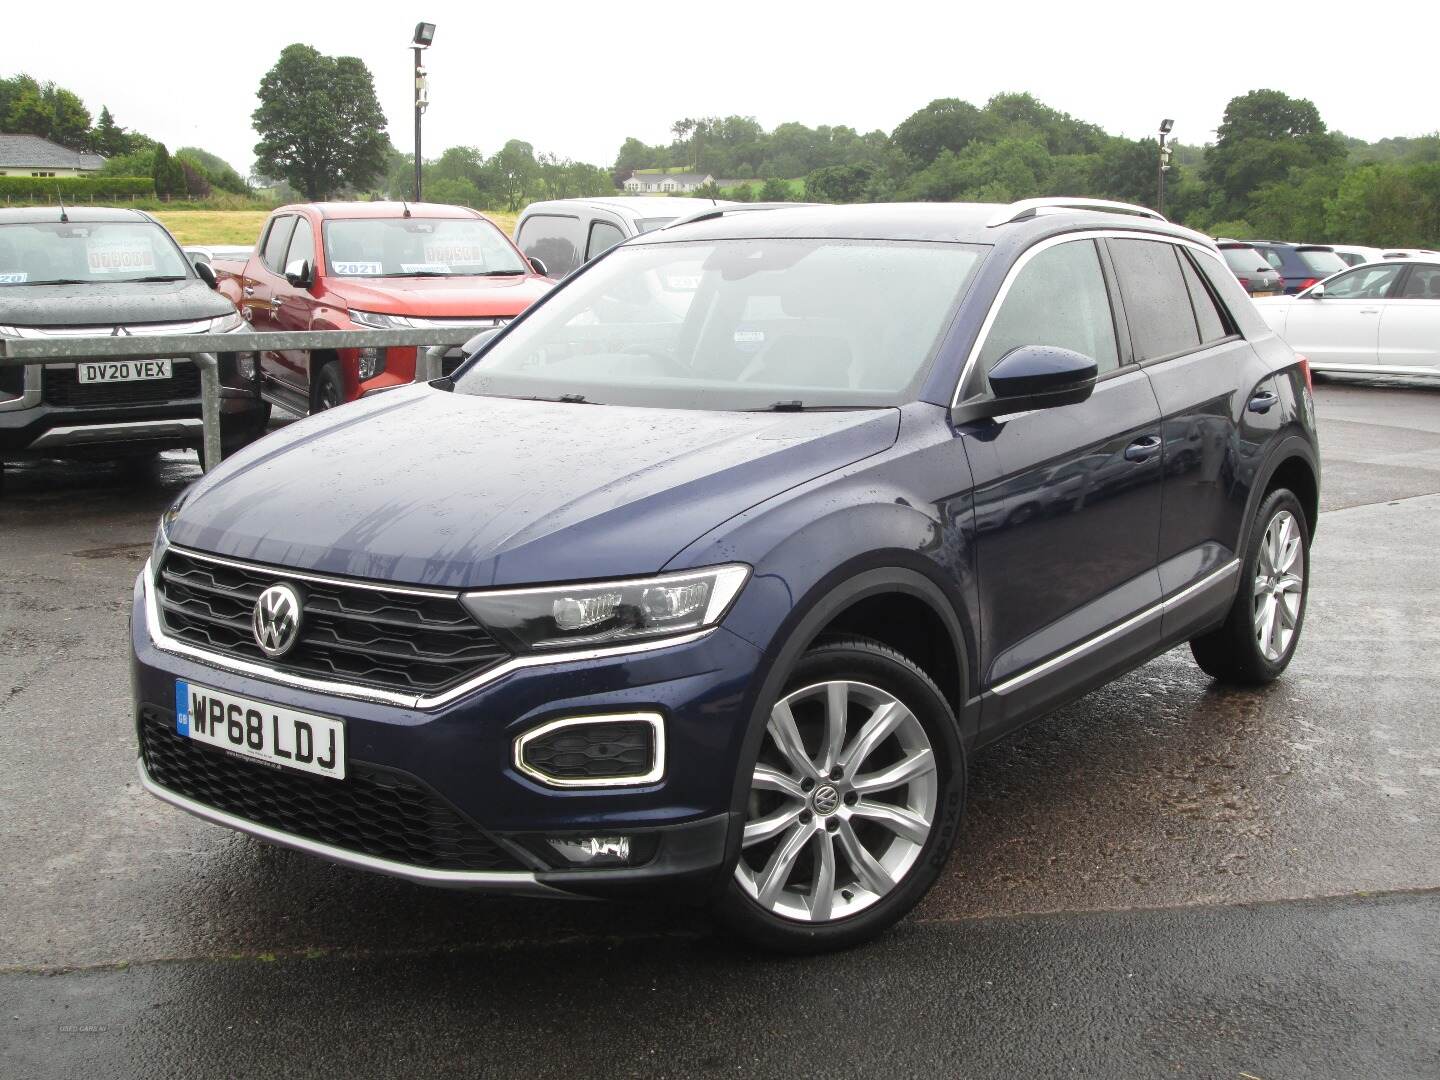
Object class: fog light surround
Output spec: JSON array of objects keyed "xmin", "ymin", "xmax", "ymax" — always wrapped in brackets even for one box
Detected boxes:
[{"xmin": 514, "ymin": 713, "xmax": 664, "ymax": 789}]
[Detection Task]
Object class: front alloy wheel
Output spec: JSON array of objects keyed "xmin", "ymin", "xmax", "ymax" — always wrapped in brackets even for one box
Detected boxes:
[{"xmin": 718, "ymin": 637, "xmax": 965, "ymax": 953}]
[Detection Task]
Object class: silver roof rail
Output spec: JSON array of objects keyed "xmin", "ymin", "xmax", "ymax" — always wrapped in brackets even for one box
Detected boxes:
[
  {"xmin": 662, "ymin": 202, "xmax": 817, "ymax": 231},
  {"xmin": 987, "ymin": 198, "xmax": 1167, "ymax": 227}
]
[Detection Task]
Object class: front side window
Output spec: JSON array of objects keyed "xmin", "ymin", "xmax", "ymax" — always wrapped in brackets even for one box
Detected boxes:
[
  {"xmin": 455, "ymin": 238, "xmax": 984, "ymax": 411},
  {"xmin": 515, "ymin": 214, "xmax": 583, "ymax": 278},
  {"xmin": 323, "ymin": 217, "xmax": 525, "ymax": 278},
  {"xmin": 586, "ymin": 220, "xmax": 625, "ymax": 262},
  {"xmin": 1109, "ymin": 239, "xmax": 1202, "ymax": 361},
  {"xmin": 0, "ymin": 221, "xmax": 191, "ymax": 286},
  {"xmin": 261, "ymin": 216, "xmax": 295, "ymax": 274},
  {"xmin": 1320, "ymin": 264, "xmax": 1402, "ymax": 299},
  {"xmin": 977, "ymin": 239, "xmax": 1119, "ymax": 376},
  {"xmin": 286, "ymin": 216, "xmax": 315, "ymax": 268}
]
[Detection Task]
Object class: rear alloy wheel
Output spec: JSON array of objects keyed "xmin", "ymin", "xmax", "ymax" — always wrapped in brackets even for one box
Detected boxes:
[
  {"xmin": 718, "ymin": 638, "xmax": 964, "ymax": 953},
  {"xmin": 1191, "ymin": 487, "xmax": 1311, "ymax": 684}
]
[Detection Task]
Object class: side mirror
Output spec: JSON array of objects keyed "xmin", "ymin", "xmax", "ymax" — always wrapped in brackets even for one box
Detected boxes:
[
  {"xmin": 194, "ymin": 260, "xmax": 218, "ymax": 290},
  {"xmin": 956, "ymin": 345, "xmax": 1098, "ymax": 422},
  {"xmin": 285, "ymin": 258, "xmax": 313, "ymax": 288},
  {"xmin": 460, "ymin": 327, "xmax": 501, "ymax": 358},
  {"xmin": 1307, "ymin": 283, "xmax": 1325, "ymax": 299},
  {"xmin": 528, "ymin": 256, "xmax": 549, "ymax": 277}
]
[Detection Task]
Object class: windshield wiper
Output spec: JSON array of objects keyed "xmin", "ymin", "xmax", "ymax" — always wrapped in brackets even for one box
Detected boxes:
[
  {"xmin": 10, "ymin": 278, "xmax": 90, "ymax": 286},
  {"xmin": 388, "ymin": 271, "xmax": 451, "ymax": 278},
  {"xmin": 122, "ymin": 276, "xmax": 187, "ymax": 283},
  {"xmin": 475, "ymin": 269, "xmax": 526, "ymax": 276}
]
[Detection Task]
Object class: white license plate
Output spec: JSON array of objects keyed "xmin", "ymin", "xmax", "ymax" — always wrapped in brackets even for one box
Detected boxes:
[
  {"xmin": 175, "ymin": 680, "xmax": 346, "ymax": 780},
  {"xmin": 77, "ymin": 359, "xmax": 172, "ymax": 383}
]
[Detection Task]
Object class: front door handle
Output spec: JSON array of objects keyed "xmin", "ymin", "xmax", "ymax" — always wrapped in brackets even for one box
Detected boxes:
[
  {"xmin": 1248, "ymin": 390, "xmax": 1278, "ymax": 414},
  {"xmin": 270, "ymin": 297, "xmax": 283, "ymax": 309},
  {"xmin": 243, "ymin": 285, "xmax": 256, "ymax": 298},
  {"xmin": 1124, "ymin": 435, "xmax": 1162, "ymax": 463}
]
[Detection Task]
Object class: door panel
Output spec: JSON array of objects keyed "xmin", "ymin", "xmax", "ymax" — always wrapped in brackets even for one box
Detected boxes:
[
  {"xmin": 1377, "ymin": 273, "xmax": 1440, "ymax": 370},
  {"xmin": 1283, "ymin": 299, "xmax": 1381, "ymax": 366},
  {"xmin": 965, "ymin": 367, "xmax": 1164, "ymax": 733},
  {"xmin": 271, "ymin": 215, "xmax": 317, "ymax": 394}
]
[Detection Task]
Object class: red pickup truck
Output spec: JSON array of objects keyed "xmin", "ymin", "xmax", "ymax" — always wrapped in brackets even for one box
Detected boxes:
[{"xmin": 214, "ymin": 202, "xmax": 553, "ymax": 416}]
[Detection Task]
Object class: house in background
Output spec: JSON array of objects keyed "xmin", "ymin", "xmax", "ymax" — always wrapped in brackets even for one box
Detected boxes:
[
  {"xmin": 622, "ymin": 171, "xmax": 715, "ymax": 194},
  {"xmin": 0, "ymin": 134, "xmax": 106, "ymax": 178}
]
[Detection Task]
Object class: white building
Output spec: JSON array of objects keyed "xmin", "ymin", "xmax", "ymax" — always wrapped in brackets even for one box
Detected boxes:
[
  {"xmin": 0, "ymin": 134, "xmax": 106, "ymax": 178},
  {"xmin": 622, "ymin": 171, "xmax": 715, "ymax": 194}
]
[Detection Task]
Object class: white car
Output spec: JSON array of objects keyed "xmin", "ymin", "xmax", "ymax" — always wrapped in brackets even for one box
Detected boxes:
[{"xmin": 1253, "ymin": 260, "xmax": 1440, "ymax": 377}]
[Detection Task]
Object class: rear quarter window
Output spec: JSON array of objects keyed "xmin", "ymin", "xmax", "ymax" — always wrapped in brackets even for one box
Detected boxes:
[{"xmin": 1108, "ymin": 238, "xmax": 1202, "ymax": 360}]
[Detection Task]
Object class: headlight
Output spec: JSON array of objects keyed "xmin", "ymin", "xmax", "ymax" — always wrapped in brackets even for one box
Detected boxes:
[
  {"xmin": 462, "ymin": 565, "xmax": 750, "ymax": 652},
  {"xmin": 151, "ymin": 502, "xmax": 181, "ymax": 567},
  {"xmin": 209, "ymin": 311, "xmax": 245, "ymax": 333},
  {"xmin": 349, "ymin": 310, "xmax": 411, "ymax": 330}
]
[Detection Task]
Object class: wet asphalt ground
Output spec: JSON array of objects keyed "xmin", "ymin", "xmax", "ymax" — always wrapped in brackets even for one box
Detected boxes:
[{"xmin": 2, "ymin": 376, "xmax": 1439, "ymax": 1078}]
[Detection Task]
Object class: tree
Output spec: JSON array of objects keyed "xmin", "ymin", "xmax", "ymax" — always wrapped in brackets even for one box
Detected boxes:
[
  {"xmin": 177, "ymin": 147, "xmax": 249, "ymax": 194},
  {"xmin": 90, "ymin": 107, "xmax": 128, "ymax": 157},
  {"xmin": 1205, "ymin": 90, "xmax": 1344, "ymax": 217},
  {"xmin": 891, "ymin": 98, "xmax": 986, "ymax": 165},
  {"xmin": 759, "ymin": 177, "xmax": 792, "ymax": 202},
  {"xmin": 805, "ymin": 163, "xmax": 873, "ymax": 203},
  {"xmin": 151, "ymin": 143, "xmax": 185, "ymax": 197},
  {"xmin": 252, "ymin": 44, "xmax": 389, "ymax": 200},
  {"xmin": 489, "ymin": 139, "xmax": 539, "ymax": 211}
]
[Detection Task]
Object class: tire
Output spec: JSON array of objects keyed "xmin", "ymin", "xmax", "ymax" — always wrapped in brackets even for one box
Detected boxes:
[
  {"xmin": 714, "ymin": 636, "xmax": 966, "ymax": 954},
  {"xmin": 313, "ymin": 360, "xmax": 345, "ymax": 413},
  {"xmin": 1190, "ymin": 488, "xmax": 1311, "ymax": 684}
]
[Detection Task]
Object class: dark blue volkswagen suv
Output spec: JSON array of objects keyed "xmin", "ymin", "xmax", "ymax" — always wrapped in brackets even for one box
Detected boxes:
[{"xmin": 131, "ymin": 199, "xmax": 1319, "ymax": 952}]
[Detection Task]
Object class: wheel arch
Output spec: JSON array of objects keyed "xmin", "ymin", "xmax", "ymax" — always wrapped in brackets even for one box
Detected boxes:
[{"xmin": 1241, "ymin": 435, "xmax": 1320, "ymax": 554}]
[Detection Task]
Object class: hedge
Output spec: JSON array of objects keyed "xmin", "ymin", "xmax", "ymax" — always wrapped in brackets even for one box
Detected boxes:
[{"xmin": 0, "ymin": 175, "xmax": 155, "ymax": 200}]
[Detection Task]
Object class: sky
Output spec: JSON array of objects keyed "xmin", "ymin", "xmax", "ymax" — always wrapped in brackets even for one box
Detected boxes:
[{"xmin": 9, "ymin": 0, "xmax": 1438, "ymax": 176}]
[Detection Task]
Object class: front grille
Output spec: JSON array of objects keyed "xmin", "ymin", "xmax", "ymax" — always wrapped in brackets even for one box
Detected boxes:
[
  {"xmin": 139, "ymin": 708, "xmax": 523, "ymax": 871},
  {"xmin": 155, "ymin": 549, "xmax": 510, "ymax": 695},
  {"xmin": 43, "ymin": 361, "xmax": 200, "ymax": 407}
]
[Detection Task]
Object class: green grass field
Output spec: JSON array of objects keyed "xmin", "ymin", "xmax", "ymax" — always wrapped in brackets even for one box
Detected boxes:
[{"xmin": 152, "ymin": 208, "xmax": 521, "ymax": 246}]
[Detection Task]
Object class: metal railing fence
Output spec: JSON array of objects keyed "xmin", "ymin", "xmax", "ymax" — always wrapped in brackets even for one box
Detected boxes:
[{"xmin": 0, "ymin": 328, "xmax": 493, "ymax": 471}]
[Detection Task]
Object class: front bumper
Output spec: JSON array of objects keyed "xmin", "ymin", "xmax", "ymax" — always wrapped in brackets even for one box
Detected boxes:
[
  {"xmin": 129, "ymin": 568, "xmax": 761, "ymax": 900},
  {"xmin": 1, "ymin": 363, "xmax": 264, "ymax": 456}
]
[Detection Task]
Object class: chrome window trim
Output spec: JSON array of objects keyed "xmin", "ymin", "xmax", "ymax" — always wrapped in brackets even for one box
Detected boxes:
[
  {"xmin": 990, "ymin": 560, "xmax": 1239, "ymax": 696},
  {"xmin": 514, "ymin": 713, "xmax": 666, "ymax": 789},
  {"xmin": 137, "ymin": 758, "xmax": 567, "ymax": 894},
  {"xmin": 144, "ymin": 554, "xmax": 715, "ymax": 710},
  {"xmin": 950, "ymin": 229, "xmax": 1228, "ymax": 409}
]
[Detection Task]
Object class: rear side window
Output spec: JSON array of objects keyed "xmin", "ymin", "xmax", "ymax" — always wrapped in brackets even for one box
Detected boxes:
[
  {"xmin": 261, "ymin": 216, "xmax": 296, "ymax": 274},
  {"xmin": 977, "ymin": 239, "xmax": 1119, "ymax": 376},
  {"xmin": 586, "ymin": 220, "xmax": 625, "ymax": 261},
  {"xmin": 515, "ymin": 214, "xmax": 583, "ymax": 277},
  {"xmin": 1398, "ymin": 265, "xmax": 1440, "ymax": 299},
  {"xmin": 1108, "ymin": 239, "xmax": 1201, "ymax": 360},
  {"xmin": 1177, "ymin": 252, "xmax": 1230, "ymax": 344},
  {"xmin": 286, "ymin": 216, "xmax": 314, "ymax": 267}
]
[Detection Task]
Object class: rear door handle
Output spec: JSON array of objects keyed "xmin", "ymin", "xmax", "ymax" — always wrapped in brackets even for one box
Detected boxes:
[
  {"xmin": 1124, "ymin": 435, "xmax": 1162, "ymax": 463},
  {"xmin": 1248, "ymin": 391, "xmax": 1278, "ymax": 414}
]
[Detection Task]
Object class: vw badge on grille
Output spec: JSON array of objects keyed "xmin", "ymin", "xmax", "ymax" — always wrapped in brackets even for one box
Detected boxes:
[{"xmin": 253, "ymin": 583, "xmax": 303, "ymax": 658}]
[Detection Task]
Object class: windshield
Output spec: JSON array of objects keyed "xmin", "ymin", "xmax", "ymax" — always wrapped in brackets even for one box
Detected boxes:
[
  {"xmin": 323, "ymin": 217, "xmax": 527, "ymax": 278},
  {"xmin": 0, "ymin": 221, "xmax": 190, "ymax": 286},
  {"xmin": 453, "ymin": 237, "xmax": 984, "ymax": 410},
  {"xmin": 1297, "ymin": 248, "xmax": 1347, "ymax": 275},
  {"xmin": 1221, "ymin": 247, "xmax": 1269, "ymax": 273}
]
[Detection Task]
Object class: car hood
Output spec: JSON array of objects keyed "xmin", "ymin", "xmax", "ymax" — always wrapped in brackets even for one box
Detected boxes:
[
  {"xmin": 166, "ymin": 387, "xmax": 900, "ymax": 589},
  {"xmin": 327, "ymin": 275, "xmax": 553, "ymax": 318},
  {"xmin": 0, "ymin": 279, "xmax": 234, "ymax": 327}
]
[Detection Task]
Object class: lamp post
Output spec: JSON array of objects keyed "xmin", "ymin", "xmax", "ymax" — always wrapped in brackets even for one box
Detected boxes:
[
  {"xmin": 412, "ymin": 22, "xmax": 435, "ymax": 202},
  {"xmin": 1157, "ymin": 118, "xmax": 1174, "ymax": 217}
]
